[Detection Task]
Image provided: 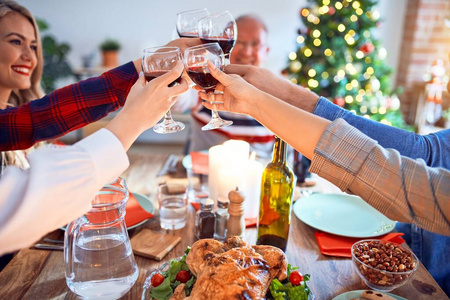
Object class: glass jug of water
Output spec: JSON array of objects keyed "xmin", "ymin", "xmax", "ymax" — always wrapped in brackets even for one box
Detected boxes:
[{"xmin": 64, "ymin": 178, "xmax": 138, "ymax": 299}]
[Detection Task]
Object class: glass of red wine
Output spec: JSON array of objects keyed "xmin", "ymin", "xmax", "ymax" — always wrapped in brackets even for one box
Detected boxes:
[
  {"xmin": 142, "ymin": 46, "xmax": 185, "ymax": 134},
  {"xmin": 184, "ymin": 43, "xmax": 233, "ymax": 131},
  {"xmin": 197, "ymin": 11, "xmax": 237, "ymax": 65},
  {"xmin": 176, "ymin": 8, "xmax": 210, "ymax": 38}
]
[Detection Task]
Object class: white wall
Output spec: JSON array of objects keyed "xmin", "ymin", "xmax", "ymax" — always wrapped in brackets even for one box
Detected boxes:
[{"xmin": 18, "ymin": 0, "xmax": 406, "ymax": 85}]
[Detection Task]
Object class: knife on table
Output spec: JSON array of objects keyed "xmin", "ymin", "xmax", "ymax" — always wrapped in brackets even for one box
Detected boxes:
[{"xmin": 157, "ymin": 154, "xmax": 178, "ymax": 177}]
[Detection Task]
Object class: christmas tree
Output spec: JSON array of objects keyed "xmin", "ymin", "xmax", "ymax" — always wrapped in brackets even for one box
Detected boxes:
[{"xmin": 284, "ymin": 0, "xmax": 409, "ymax": 128}]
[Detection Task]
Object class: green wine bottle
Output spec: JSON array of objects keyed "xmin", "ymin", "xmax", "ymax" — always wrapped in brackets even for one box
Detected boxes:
[{"xmin": 256, "ymin": 136, "xmax": 295, "ymax": 251}]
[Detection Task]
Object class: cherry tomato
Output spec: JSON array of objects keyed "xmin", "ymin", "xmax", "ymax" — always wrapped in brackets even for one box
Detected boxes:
[
  {"xmin": 176, "ymin": 270, "xmax": 191, "ymax": 283},
  {"xmin": 289, "ymin": 270, "xmax": 304, "ymax": 286},
  {"xmin": 151, "ymin": 273, "xmax": 165, "ymax": 287}
]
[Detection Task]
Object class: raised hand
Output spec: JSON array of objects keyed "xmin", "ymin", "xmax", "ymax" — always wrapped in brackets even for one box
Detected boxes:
[
  {"xmin": 106, "ymin": 61, "xmax": 188, "ymax": 150},
  {"xmin": 199, "ymin": 61, "xmax": 263, "ymax": 116}
]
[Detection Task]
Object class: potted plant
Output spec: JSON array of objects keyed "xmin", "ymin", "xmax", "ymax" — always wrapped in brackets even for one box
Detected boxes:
[
  {"xmin": 36, "ymin": 18, "xmax": 73, "ymax": 93},
  {"xmin": 99, "ymin": 38, "xmax": 121, "ymax": 67}
]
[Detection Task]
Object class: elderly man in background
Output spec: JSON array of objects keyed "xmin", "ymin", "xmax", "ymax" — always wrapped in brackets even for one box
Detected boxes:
[{"xmin": 180, "ymin": 14, "xmax": 274, "ymax": 158}]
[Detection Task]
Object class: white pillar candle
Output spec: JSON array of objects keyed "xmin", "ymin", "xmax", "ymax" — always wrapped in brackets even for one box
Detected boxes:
[
  {"xmin": 218, "ymin": 167, "xmax": 243, "ymax": 199},
  {"xmin": 209, "ymin": 140, "xmax": 250, "ymax": 202},
  {"xmin": 223, "ymin": 140, "xmax": 250, "ymax": 167},
  {"xmin": 242, "ymin": 158, "xmax": 264, "ymax": 219},
  {"xmin": 208, "ymin": 145, "xmax": 227, "ymax": 202}
]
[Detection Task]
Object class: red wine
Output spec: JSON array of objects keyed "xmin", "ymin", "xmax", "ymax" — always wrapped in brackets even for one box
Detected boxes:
[
  {"xmin": 256, "ymin": 234, "xmax": 288, "ymax": 252},
  {"xmin": 177, "ymin": 31, "xmax": 197, "ymax": 38},
  {"xmin": 186, "ymin": 67, "xmax": 218, "ymax": 93},
  {"xmin": 144, "ymin": 71, "xmax": 182, "ymax": 87},
  {"xmin": 200, "ymin": 37, "xmax": 235, "ymax": 55}
]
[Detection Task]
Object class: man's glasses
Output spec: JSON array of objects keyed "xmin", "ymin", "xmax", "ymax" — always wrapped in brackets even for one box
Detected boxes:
[{"xmin": 234, "ymin": 40, "xmax": 266, "ymax": 50}]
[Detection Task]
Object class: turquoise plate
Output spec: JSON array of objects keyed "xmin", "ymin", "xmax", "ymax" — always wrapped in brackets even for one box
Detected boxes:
[{"xmin": 293, "ymin": 193, "xmax": 396, "ymax": 238}]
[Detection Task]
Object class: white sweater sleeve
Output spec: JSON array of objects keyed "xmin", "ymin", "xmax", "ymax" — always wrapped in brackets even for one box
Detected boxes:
[{"xmin": 0, "ymin": 129, "xmax": 129, "ymax": 255}]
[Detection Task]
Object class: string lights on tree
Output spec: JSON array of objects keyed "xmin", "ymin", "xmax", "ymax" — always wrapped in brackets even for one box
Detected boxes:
[{"xmin": 284, "ymin": 0, "xmax": 408, "ymax": 128}]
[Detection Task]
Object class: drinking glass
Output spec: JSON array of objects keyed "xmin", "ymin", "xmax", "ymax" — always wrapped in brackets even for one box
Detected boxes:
[
  {"xmin": 184, "ymin": 43, "xmax": 233, "ymax": 130},
  {"xmin": 197, "ymin": 11, "xmax": 237, "ymax": 64},
  {"xmin": 176, "ymin": 8, "xmax": 210, "ymax": 38},
  {"xmin": 157, "ymin": 183, "xmax": 188, "ymax": 230},
  {"xmin": 142, "ymin": 46, "xmax": 185, "ymax": 134}
]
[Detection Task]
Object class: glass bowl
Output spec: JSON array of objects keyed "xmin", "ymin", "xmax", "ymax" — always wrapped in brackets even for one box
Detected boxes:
[
  {"xmin": 142, "ymin": 257, "xmax": 315, "ymax": 299},
  {"xmin": 351, "ymin": 239, "xmax": 419, "ymax": 292}
]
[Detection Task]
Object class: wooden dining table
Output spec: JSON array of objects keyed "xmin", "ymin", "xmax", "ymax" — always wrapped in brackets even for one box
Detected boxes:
[{"xmin": 0, "ymin": 152, "xmax": 447, "ymax": 300}]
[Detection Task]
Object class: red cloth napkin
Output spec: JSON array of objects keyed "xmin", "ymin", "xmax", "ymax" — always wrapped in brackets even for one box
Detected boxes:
[
  {"xmin": 86, "ymin": 193, "xmax": 153, "ymax": 228},
  {"xmin": 314, "ymin": 231, "xmax": 405, "ymax": 258},
  {"xmin": 190, "ymin": 151, "xmax": 209, "ymax": 175},
  {"xmin": 124, "ymin": 193, "xmax": 153, "ymax": 227},
  {"xmin": 191, "ymin": 202, "xmax": 201, "ymax": 211},
  {"xmin": 245, "ymin": 218, "xmax": 257, "ymax": 228},
  {"xmin": 190, "ymin": 202, "xmax": 256, "ymax": 228}
]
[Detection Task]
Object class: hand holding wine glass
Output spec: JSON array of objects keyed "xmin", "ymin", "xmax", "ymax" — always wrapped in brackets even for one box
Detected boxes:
[
  {"xmin": 142, "ymin": 46, "xmax": 185, "ymax": 134},
  {"xmin": 197, "ymin": 61, "xmax": 261, "ymax": 116},
  {"xmin": 184, "ymin": 43, "xmax": 233, "ymax": 130},
  {"xmin": 176, "ymin": 8, "xmax": 209, "ymax": 38},
  {"xmin": 197, "ymin": 11, "xmax": 237, "ymax": 65}
]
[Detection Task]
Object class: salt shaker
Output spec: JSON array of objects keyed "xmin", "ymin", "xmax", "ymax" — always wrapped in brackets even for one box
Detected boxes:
[
  {"xmin": 195, "ymin": 198, "xmax": 215, "ymax": 239},
  {"xmin": 226, "ymin": 188, "xmax": 245, "ymax": 238},
  {"xmin": 214, "ymin": 197, "xmax": 229, "ymax": 241}
]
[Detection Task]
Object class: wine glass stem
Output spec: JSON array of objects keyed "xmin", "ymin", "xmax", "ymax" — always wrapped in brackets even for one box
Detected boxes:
[
  {"xmin": 224, "ymin": 54, "xmax": 231, "ymax": 66},
  {"xmin": 164, "ymin": 109, "xmax": 175, "ymax": 125},
  {"xmin": 209, "ymin": 93, "xmax": 221, "ymax": 121}
]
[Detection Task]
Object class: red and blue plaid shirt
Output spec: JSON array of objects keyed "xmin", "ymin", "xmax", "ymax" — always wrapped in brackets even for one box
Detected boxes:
[{"xmin": 0, "ymin": 62, "xmax": 138, "ymax": 151}]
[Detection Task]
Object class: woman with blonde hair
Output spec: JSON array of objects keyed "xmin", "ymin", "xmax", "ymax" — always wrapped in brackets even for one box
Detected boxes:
[
  {"xmin": 0, "ymin": 0, "xmax": 44, "ymax": 171},
  {"xmin": 0, "ymin": 0, "xmax": 199, "ymax": 167}
]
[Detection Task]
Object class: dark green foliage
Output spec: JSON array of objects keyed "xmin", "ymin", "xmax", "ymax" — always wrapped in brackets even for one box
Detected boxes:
[
  {"xmin": 100, "ymin": 38, "xmax": 121, "ymax": 51},
  {"xmin": 285, "ymin": 0, "xmax": 410, "ymax": 129},
  {"xmin": 36, "ymin": 19, "xmax": 73, "ymax": 93}
]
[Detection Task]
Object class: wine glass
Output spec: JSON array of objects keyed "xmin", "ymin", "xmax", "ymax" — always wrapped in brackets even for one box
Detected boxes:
[
  {"xmin": 184, "ymin": 43, "xmax": 233, "ymax": 131},
  {"xmin": 142, "ymin": 46, "xmax": 185, "ymax": 134},
  {"xmin": 176, "ymin": 8, "xmax": 210, "ymax": 38},
  {"xmin": 197, "ymin": 11, "xmax": 237, "ymax": 65}
]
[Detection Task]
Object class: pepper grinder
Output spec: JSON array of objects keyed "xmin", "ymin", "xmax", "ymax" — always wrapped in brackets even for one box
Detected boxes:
[{"xmin": 226, "ymin": 188, "xmax": 245, "ymax": 239}]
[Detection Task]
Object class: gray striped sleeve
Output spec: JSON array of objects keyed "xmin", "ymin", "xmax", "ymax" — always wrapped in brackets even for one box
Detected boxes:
[{"xmin": 310, "ymin": 119, "xmax": 450, "ymax": 235}]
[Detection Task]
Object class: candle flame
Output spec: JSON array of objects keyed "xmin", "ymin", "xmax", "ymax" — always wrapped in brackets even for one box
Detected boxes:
[{"xmin": 249, "ymin": 151, "xmax": 256, "ymax": 161}]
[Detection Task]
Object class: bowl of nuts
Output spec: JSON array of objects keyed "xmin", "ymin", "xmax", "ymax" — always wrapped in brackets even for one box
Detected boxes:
[{"xmin": 351, "ymin": 239, "xmax": 419, "ymax": 292}]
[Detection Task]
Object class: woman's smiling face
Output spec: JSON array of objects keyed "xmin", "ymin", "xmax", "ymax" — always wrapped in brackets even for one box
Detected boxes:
[{"xmin": 0, "ymin": 11, "xmax": 37, "ymax": 97}]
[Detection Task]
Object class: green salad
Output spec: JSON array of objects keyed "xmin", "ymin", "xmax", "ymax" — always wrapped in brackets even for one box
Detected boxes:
[
  {"xmin": 150, "ymin": 248, "xmax": 196, "ymax": 300},
  {"xmin": 149, "ymin": 248, "xmax": 311, "ymax": 300},
  {"xmin": 268, "ymin": 264, "xmax": 311, "ymax": 300}
]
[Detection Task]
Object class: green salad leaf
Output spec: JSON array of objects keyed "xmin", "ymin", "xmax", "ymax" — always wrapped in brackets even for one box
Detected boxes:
[
  {"xmin": 268, "ymin": 264, "xmax": 311, "ymax": 300},
  {"xmin": 150, "ymin": 247, "xmax": 196, "ymax": 300},
  {"xmin": 149, "ymin": 277, "xmax": 172, "ymax": 300}
]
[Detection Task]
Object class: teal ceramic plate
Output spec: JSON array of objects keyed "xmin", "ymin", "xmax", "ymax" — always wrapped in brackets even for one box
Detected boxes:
[
  {"xmin": 332, "ymin": 290, "xmax": 407, "ymax": 300},
  {"xmin": 293, "ymin": 193, "xmax": 396, "ymax": 238}
]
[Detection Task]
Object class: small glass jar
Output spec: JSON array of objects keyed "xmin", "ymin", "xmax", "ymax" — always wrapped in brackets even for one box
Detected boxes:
[
  {"xmin": 195, "ymin": 198, "xmax": 215, "ymax": 239},
  {"xmin": 214, "ymin": 197, "xmax": 229, "ymax": 241}
]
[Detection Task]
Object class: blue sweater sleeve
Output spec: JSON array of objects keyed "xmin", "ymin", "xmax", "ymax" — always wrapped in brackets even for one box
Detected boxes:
[{"xmin": 313, "ymin": 97, "xmax": 450, "ymax": 168}]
